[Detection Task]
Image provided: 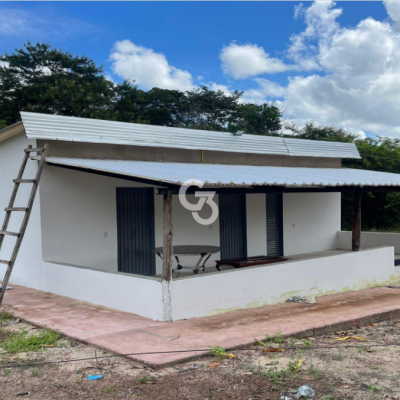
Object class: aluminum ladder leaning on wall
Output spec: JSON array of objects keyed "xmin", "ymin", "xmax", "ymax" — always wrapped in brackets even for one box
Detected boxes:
[{"xmin": 0, "ymin": 144, "xmax": 48, "ymax": 306}]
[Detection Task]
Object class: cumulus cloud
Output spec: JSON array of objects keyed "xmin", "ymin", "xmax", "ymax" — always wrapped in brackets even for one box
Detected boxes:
[
  {"xmin": 241, "ymin": 78, "xmax": 286, "ymax": 104},
  {"xmin": 110, "ymin": 40, "xmax": 195, "ymax": 91},
  {"xmin": 385, "ymin": 0, "xmax": 400, "ymax": 30},
  {"xmin": 283, "ymin": 1, "xmax": 400, "ymax": 138},
  {"xmin": 208, "ymin": 83, "xmax": 232, "ymax": 96},
  {"xmin": 220, "ymin": 43, "xmax": 291, "ymax": 79}
]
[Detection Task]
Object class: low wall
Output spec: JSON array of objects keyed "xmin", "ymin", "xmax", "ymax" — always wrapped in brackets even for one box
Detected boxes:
[
  {"xmin": 170, "ymin": 247, "xmax": 397, "ymax": 320},
  {"xmin": 338, "ymin": 231, "xmax": 400, "ymax": 253},
  {"xmin": 42, "ymin": 262, "xmax": 163, "ymax": 320}
]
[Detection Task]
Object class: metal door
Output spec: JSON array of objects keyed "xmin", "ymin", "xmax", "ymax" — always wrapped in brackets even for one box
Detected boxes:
[
  {"xmin": 116, "ymin": 188, "xmax": 155, "ymax": 275},
  {"xmin": 266, "ymin": 193, "xmax": 283, "ymax": 256},
  {"xmin": 219, "ymin": 193, "xmax": 247, "ymax": 259}
]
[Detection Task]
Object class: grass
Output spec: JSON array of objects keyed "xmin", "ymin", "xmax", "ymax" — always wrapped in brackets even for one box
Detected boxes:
[
  {"xmin": 0, "ymin": 328, "xmax": 61, "ymax": 353},
  {"xmin": 105, "ymin": 385, "xmax": 116, "ymax": 396},
  {"xmin": 332, "ymin": 348, "xmax": 344, "ymax": 361},
  {"xmin": 265, "ymin": 332, "xmax": 285, "ymax": 344},
  {"xmin": 207, "ymin": 346, "xmax": 227, "ymax": 360},
  {"xmin": 138, "ymin": 374, "xmax": 149, "ymax": 384},
  {"xmin": 0, "ymin": 308, "xmax": 15, "ymax": 323}
]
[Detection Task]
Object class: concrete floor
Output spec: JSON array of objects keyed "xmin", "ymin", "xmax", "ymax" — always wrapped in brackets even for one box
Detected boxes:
[{"xmin": 3, "ymin": 283, "xmax": 400, "ymax": 367}]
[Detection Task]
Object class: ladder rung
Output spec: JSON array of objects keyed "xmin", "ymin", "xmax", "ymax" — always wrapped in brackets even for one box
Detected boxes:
[
  {"xmin": 13, "ymin": 179, "xmax": 37, "ymax": 184},
  {"xmin": 24, "ymin": 147, "xmax": 44, "ymax": 153},
  {"xmin": 0, "ymin": 260, "xmax": 10, "ymax": 265},
  {"xmin": 5, "ymin": 207, "xmax": 29, "ymax": 212},
  {"xmin": 0, "ymin": 231, "xmax": 21, "ymax": 237}
]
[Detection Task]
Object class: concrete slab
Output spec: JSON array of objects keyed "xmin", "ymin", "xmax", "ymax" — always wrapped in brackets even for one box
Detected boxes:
[{"xmin": 3, "ymin": 284, "xmax": 400, "ymax": 367}]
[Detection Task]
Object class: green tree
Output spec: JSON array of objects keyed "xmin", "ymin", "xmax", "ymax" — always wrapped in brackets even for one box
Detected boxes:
[
  {"xmin": 230, "ymin": 103, "xmax": 282, "ymax": 135},
  {"xmin": 0, "ymin": 42, "xmax": 114, "ymax": 125},
  {"xmin": 184, "ymin": 86, "xmax": 242, "ymax": 131},
  {"xmin": 344, "ymin": 137, "xmax": 400, "ymax": 231},
  {"xmin": 142, "ymin": 87, "xmax": 189, "ymax": 127},
  {"xmin": 290, "ymin": 122, "xmax": 356, "ymax": 143}
]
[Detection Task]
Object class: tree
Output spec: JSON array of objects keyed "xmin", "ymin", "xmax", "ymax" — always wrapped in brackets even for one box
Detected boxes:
[
  {"xmin": 343, "ymin": 137, "xmax": 400, "ymax": 231},
  {"xmin": 110, "ymin": 81, "xmax": 147, "ymax": 123},
  {"xmin": 142, "ymin": 87, "xmax": 189, "ymax": 127},
  {"xmin": 230, "ymin": 103, "xmax": 282, "ymax": 135},
  {"xmin": 290, "ymin": 122, "xmax": 356, "ymax": 143},
  {"xmin": 286, "ymin": 122, "xmax": 400, "ymax": 231},
  {"xmin": 0, "ymin": 42, "xmax": 114, "ymax": 125},
  {"xmin": 183, "ymin": 87, "xmax": 242, "ymax": 131}
]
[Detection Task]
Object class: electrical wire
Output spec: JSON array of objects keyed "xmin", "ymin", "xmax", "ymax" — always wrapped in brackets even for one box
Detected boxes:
[{"xmin": 1, "ymin": 342, "xmax": 400, "ymax": 370}]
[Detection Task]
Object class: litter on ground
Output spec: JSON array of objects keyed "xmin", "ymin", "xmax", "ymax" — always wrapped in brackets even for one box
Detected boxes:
[
  {"xmin": 87, "ymin": 375, "xmax": 103, "ymax": 380},
  {"xmin": 286, "ymin": 296, "xmax": 317, "ymax": 304}
]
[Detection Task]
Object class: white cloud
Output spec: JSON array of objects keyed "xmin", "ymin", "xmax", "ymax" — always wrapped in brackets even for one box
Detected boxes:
[
  {"xmin": 287, "ymin": 1, "xmax": 342, "ymax": 70},
  {"xmin": 220, "ymin": 2, "xmax": 343, "ymax": 80},
  {"xmin": 220, "ymin": 43, "xmax": 291, "ymax": 79},
  {"xmin": 241, "ymin": 78, "xmax": 286, "ymax": 104},
  {"xmin": 110, "ymin": 40, "xmax": 195, "ymax": 91},
  {"xmin": 385, "ymin": 0, "xmax": 400, "ymax": 31},
  {"xmin": 283, "ymin": 1, "xmax": 400, "ymax": 138},
  {"xmin": 209, "ymin": 83, "xmax": 232, "ymax": 96}
]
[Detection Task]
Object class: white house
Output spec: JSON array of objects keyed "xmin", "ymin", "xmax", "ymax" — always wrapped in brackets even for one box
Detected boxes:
[{"xmin": 1, "ymin": 112, "xmax": 400, "ymax": 321}]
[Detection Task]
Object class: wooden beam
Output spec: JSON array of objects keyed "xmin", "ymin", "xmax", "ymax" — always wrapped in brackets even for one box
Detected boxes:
[
  {"xmin": 161, "ymin": 189, "xmax": 173, "ymax": 321},
  {"xmin": 352, "ymin": 190, "xmax": 362, "ymax": 251}
]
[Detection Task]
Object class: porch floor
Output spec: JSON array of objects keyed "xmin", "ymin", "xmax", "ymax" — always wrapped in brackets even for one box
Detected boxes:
[{"xmin": 3, "ymin": 283, "xmax": 400, "ymax": 367}]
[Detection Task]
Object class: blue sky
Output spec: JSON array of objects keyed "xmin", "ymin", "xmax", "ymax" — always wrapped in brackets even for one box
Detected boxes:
[{"xmin": 1, "ymin": 1, "xmax": 400, "ymax": 138}]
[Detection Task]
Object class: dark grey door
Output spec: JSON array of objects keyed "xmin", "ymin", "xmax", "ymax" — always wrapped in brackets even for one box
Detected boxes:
[
  {"xmin": 266, "ymin": 193, "xmax": 283, "ymax": 256},
  {"xmin": 219, "ymin": 193, "xmax": 247, "ymax": 259},
  {"xmin": 116, "ymin": 188, "xmax": 155, "ymax": 276}
]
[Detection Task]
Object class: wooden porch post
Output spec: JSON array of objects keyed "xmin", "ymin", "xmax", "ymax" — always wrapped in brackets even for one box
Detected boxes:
[
  {"xmin": 352, "ymin": 190, "xmax": 362, "ymax": 251},
  {"xmin": 162, "ymin": 189, "xmax": 173, "ymax": 322}
]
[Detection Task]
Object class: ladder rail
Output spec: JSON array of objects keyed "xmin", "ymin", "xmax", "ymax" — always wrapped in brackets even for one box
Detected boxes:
[
  {"xmin": 0, "ymin": 144, "xmax": 48, "ymax": 305},
  {"xmin": 0, "ymin": 145, "xmax": 32, "ymax": 253}
]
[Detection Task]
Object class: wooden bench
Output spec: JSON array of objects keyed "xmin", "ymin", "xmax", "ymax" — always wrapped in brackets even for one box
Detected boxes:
[{"xmin": 215, "ymin": 255, "xmax": 288, "ymax": 271}]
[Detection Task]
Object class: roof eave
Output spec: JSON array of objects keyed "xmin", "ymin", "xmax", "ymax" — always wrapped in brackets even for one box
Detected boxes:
[{"xmin": 0, "ymin": 122, "xmax": 25, "ymax": 144}]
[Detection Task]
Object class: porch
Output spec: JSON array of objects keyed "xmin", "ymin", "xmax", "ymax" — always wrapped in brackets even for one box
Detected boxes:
[
  {"xmin": 39, "ymin": 245, "xmax": 397, "ymax": 321},
  {"xmin": 31, "ymin": 157, "xmax": 400, "ymax": 321}
]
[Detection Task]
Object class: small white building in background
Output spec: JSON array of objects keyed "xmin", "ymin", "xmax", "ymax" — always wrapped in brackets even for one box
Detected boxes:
[{"xmin": 0, "ymin": 112, "xmax": 400, "ymax": 321}]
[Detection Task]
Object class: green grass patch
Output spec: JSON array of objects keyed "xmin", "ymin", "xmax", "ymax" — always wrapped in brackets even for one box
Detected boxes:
[
  {"xmin": 0, "ymin": 328, "xmax": 61, "ymax": 353},
  {"xmin": 0, "ymin": 308, "xmax": 15, "ymax": 323}
]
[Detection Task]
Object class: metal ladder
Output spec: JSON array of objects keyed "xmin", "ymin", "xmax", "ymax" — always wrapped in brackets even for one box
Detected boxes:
[{"xmin": 0, "ymin": 144, "xmax": 48, "ymax": 306}]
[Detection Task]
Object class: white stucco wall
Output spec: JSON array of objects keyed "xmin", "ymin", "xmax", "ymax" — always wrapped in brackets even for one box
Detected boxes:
[
  {"xmin": 283, "ymin": 192, "xmax": 341, "ymax": 256},
  {"xmin": 0, "ymin": 134, "xmax": 44, "ymax": 290},
  {"xmin": 40, "ymin": 166, "xmax": 342, "ymax": 275},
  {"xmin": 42, "ymin": 261, "xmax": 163, "ymax": 320},
  {"xmin": 40, "ymin": 166, "xmax": 222, "ymax": 274},
  {"xmin": 170, "ymin": 246, "xmax": 396, "ymax": 320},
  {"xmin": 338, "ymin": 231, "xmax": 400, "ymax": 253}
]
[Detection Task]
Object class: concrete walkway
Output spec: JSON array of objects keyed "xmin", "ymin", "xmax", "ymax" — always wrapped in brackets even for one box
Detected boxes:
[{"xmin": 3, "ymin": 284, "xmax": 400, "ymax": 368}]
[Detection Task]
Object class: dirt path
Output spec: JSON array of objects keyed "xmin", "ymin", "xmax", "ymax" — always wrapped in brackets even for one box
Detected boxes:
[{"xmin": 2, "ymin": 307, "xmax": 400, "ymax": 399}]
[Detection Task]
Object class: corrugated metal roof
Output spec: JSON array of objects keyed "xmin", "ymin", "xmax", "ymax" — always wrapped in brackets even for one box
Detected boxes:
[
  {"xmin": 20, "ymin": 112, "xmax": 361, "ymax": 159},
  {"xmin": 45, "ymin": 157, "xmax": 400, "ymax": 187}
]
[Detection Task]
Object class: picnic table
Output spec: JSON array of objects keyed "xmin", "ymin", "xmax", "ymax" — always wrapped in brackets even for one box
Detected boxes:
[{"xmin": 154, "ymin": 245, "xmax": 221, "ymax": 274}]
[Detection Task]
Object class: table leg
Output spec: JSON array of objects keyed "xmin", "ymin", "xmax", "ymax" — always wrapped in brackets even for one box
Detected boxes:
[{"xmin": 201, "ymin": 253, "xmax": 212, "ymax": 272}]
